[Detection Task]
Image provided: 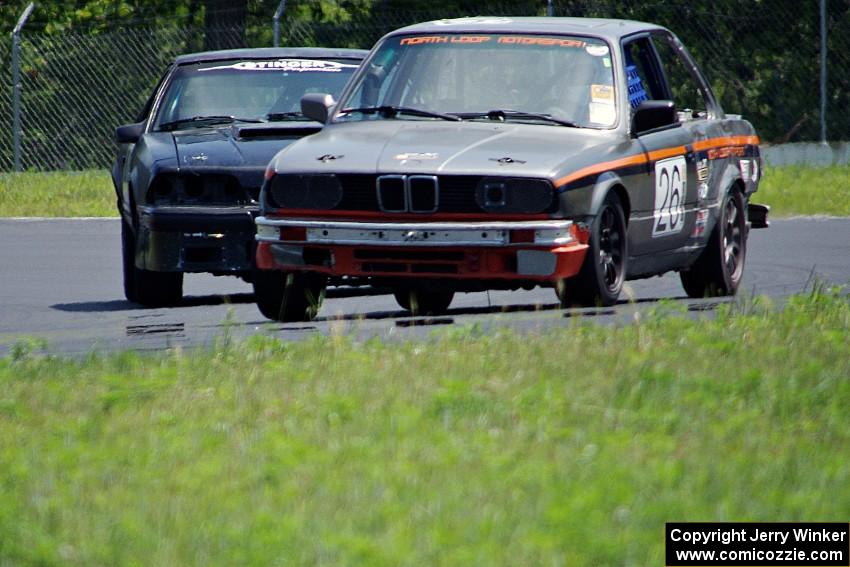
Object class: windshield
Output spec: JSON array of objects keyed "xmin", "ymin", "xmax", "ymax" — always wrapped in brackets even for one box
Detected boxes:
[
  {"xmin": 153, "ymin": 58, "xmax": 360, "ymax": 130},
  {"xmin": 336, "ymin": 34, "xmax": 616, "ymax": 128}
]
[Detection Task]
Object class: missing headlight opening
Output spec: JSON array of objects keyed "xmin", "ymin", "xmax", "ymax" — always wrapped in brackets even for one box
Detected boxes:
[{"xmin": 475, "ymin": 178, "xmax": 553, "ymax": 213}]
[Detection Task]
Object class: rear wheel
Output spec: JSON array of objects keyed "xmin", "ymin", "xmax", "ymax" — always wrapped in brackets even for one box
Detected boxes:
[
  {"xmin": 680, "ymin": 190, "xmax": 746, "ymax": 297},
  {"xmin": 393, "ymin": 287, "xmax": 454, "ymax": 315},
  {"xmin": 557, "ymin": 192, "xmax": 627, "ymax": 307},
  {"xmin": 122, "ymin": 217, "xmax": 183, "ymax": 307},
  {"xmin": 253, "ymin": 270, "xmax": 326, "ymax": 322}
]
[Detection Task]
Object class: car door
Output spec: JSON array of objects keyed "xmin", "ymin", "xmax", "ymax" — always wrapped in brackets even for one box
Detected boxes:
[{"xmin": 622, "ymin": 35, "xmax": 699, "ymax": 261}]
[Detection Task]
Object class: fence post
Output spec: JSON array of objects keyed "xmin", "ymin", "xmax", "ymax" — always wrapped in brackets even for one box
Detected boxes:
[
  {"xmin": 273, "ymin": 0, "xmax": 287, "ymax": 47},
  {"xmin": 547, "ymin": 0, "xmax": 554, "ymax": 17},
  {"xmin": 12, "ymin": 2, "xmax": 35, "ymax": 173},
  {"xmin": 819, "ymin": 0, "xmax": 827, "ymax": 144}
]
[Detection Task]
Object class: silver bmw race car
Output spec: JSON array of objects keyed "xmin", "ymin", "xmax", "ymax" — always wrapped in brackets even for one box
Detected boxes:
[{"xmin": 254, "ymin": 17, "xmax": 768, "ymax": 321}]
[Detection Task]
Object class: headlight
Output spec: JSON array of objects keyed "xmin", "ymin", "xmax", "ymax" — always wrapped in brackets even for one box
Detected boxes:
[
  {"xmin": 269, "ymin": 174, "xmax": 343, "ymax": 210},
  {"xmin": 148, "ymin": 173, "xmax": 248, "ymax": 205},
  {"xmin": 475, "ymin": 178, "xmax": 554, "ymax": 214},
  {"xmin": 148, "ymin": 174, "xmax": 175, "ymax": 203}
]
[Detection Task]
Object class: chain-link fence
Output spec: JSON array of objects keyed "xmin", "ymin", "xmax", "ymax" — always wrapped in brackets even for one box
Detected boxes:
[
  {"xmin": 0, "ymin": 40, "xmax": 13, "ymax": 172},
  {"xmin": 2, "ymin": 1, "xmax": 849, "ymax": 172}
]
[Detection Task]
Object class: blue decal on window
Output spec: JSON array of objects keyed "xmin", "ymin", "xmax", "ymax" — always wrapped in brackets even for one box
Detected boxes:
[{"xmin": 626, "ymin": 64, "xmax": 648, "ymax": 109}]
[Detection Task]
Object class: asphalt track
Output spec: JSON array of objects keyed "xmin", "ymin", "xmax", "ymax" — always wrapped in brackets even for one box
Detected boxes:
[{"xmin": 0, "ymin": 217, "xmax": 848, "ymax": 356}]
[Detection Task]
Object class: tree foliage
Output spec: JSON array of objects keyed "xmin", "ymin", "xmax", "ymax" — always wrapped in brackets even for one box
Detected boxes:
[{"xmin": 0, "ymin": 0, "xmax": 848, "ymax": 171}]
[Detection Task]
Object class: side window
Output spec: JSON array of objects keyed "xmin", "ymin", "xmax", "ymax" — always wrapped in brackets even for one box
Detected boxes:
[
  {"xmin": 622, "ymin": 38, "xmax": 665, "ymax": 110},
  {"xmin": 136, "ymin": 67, "xmax": 171, "ymax": 123},
  {"xmin": 652, "ymin": 34, "xmax": 709, "ymax": 120}
]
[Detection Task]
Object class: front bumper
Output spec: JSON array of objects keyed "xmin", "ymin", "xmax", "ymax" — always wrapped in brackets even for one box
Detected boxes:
[
  {"xmin": 136, "ymin": 205, "xmax": 257, "ymax": 272},
  {"xmin": 255, "ymin": 217, "xmax": 589, "ymax": 281}
]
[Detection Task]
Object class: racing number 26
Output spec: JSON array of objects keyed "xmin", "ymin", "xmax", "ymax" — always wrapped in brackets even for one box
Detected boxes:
[{"xmin": 653, "ymin": 156, "xmax": 687, "ymax": 237}]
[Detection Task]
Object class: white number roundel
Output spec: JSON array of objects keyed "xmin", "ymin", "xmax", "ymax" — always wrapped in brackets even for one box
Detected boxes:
[{"xmin": 653, "ymin": 156, "xmax": 687, "ymax": 237}]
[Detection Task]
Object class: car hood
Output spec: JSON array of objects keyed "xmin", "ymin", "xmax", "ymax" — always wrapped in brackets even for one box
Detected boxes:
[
  {"xmin": 270, "ymin": 120, "xmax": 627, "ymax": 180},
  {"xmin": 172, "ymin": 122, "xmax": 323, "ymax": 169}
]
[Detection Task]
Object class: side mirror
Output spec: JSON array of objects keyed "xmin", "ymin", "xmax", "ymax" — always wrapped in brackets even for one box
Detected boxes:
[
  {"xmin": 631, "ymin": 100, "xmax": 677, "ymax": 134},
  {"xmin": 115, "ymin": 122, "xmax": 144, "ymax": 144},
  {"xmin": 301, "ymin": 93, "xmax": 336, "ymax": 124}
]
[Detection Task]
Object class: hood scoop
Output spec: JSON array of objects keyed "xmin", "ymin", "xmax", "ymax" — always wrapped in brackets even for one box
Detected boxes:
[{"xmin": 235, "ymin": 123, "xmax": 322, "ymax": 139}]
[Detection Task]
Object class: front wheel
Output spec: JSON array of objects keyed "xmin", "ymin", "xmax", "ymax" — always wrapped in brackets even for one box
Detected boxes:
[
  {"xmin": 122, "ymin": 218, "xmax": 183, "ymax": 307},
  {"xmin": 253, "ymin": 270, "xmax": 326, "ymax": 322},
  {"xmin": 393, "ymin": 287, "xmax": 454, "ymax": 315},
  {"xmin": 680, "ymin": 190, "xmax": 746, "ymax": 297},
  {"xmin": 557, "ymin": 192, "xmax": 627, "ymax": 307}
]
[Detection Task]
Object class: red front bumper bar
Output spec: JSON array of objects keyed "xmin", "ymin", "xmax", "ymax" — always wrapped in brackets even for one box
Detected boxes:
[{"xmin": 255, "ymin": 217, "xmax": 589, "ymax": 281}]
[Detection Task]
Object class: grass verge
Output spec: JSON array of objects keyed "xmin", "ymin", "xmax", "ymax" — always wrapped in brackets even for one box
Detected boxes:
[
  {"xmin": 0, "ymin": 170, "xmax": 114, "ymax": 217},
  {"xmin": 757, "ymin": 164, "xmax": 850, "ymax": 217},
  {"xmin": 1, "ymin": 289, "xmax": 848, "ymax": 566},
  {"xmin": 0, "ymin": 165, "xmax": 849, "ymax": 218}
]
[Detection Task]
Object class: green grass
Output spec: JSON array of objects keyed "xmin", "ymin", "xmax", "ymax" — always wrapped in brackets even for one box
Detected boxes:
[
  {"xmin": 0, "ymin": 165, "xmax": 849, "ymax": 218},
  {"xmin": 1, "ymin": 289, "xmax": 848, "ymax": 566},
  {"xmin": 0, "ymin": 170, "xmax": 114, "ymax": 217},
  {"xmin": 758, "ymin": 164, "xmax": 850, "ymax": 217}
]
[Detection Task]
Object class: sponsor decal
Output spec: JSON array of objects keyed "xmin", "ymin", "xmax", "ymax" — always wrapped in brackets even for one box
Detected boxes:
[
  {"xmin": 394, "ymin": 152, "xmax": 439, "ymax": 160},
  {"xmin": 586, "ymin": 44, "xmax": 610, "ymax": 57},
  {"xmin": 626, "ymin": 65, "xmax": 648, "ymax": 109},
  {"xmin": 433, "ymin": 17, "xmax": 512, "ymax": 26},
  {"xmin": 696, "ymin": 158, "xmax": 710, "ymax": 181},
  {"xmin": 200, "ymin": 59, "xmax": 358, "ymax": 72},
  {"xmin": 591, "ymin": 84, "xmax": 615, "ymax": 104},
  {"xmin": 400, "ymin": 35, "xmax": 491, "ymax": 45},
  {"xmin": 707, "ymin": 145, "xmax": 746, "ymax": 159},
  {"xmin": 400, "ymin": 36, "xmax": 449, "ymax": 45},
  {"xmin": 691, "ymin": 208, "xmax": 709, "ymax": 237},
  {"xmin": 400, "ymin": 34, "xmax": 587, "ymax": 49},
  {"xmin": 652, "ymin": 156, "xmax": 687, "ymax": 237},
  {"xmin": 317, "ymin": 154, "xmax": 343, "ymax": 162},
  {"xmin": 588, "ymin": 102, "xmax": 616, "ymax": 126},
  {"xmin": 698, "ymin": 182, "xmax": 709, "ymax": 201},
  {"xmin": 497, "ymin": 36, "xmax": 585, "ymax": 48}
]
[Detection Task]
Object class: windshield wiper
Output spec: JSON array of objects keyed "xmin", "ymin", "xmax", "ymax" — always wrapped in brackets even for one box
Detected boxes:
[
  {"xmin": 266, "ymin": 111, "xmax": 310, "ymax": 121},
  {"xmin": 455, "ymin": 109, "xmax": 578, "ymax": 128},
  {"xmin": 158, "ymin": 115, "xmax": 264, "ymax": 131},
  {"xmin": 339, "ymin": 105, "xmax": 461, "ymax": 122}
]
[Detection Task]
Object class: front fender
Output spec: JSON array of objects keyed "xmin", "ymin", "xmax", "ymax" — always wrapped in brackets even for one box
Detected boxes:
[
  {"xmin": 128, "ymin": 136, "xmax": 179, "ymax": 212},
  {"xmin": 559, "ymin": 170, "xmax": 629, "ymax": 222}
]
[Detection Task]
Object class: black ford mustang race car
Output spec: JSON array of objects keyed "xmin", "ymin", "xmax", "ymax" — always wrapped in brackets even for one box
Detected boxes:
[{"xmin": 113, "ymin": 47, "xmax": 366, "ymax": 306}]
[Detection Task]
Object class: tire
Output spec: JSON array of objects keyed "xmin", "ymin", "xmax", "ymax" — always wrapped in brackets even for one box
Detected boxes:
[
  {"xmin": 122, "ymin": 218, "xmax": 183, "ymax": 307},
  {"xmin": 393, "ymin": 287, "xmax": 454, "ymax": 315},
  {"xmin": 680, "ymin": 189, "xmax": 747, "ymax": 298},
  {"xmin": 557, "ymin": 191, "xmax": 627, "ymax": 307},
  {"xmin": 253, "ymin": 270, "xmax": 326, "ymax": 322},
  {"xmin": 121, "ymin": 217, "xmax": 138, "ymax": 303}
]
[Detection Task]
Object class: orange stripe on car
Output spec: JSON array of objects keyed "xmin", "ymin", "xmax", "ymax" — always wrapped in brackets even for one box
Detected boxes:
[
  {"xmin": 553, "ymin": 135, "xmax": 759, "ymax": 189},
  {"xmin": 692, "ymin": 135, "xmax": 759, "ymax": 151},
  {"xmin": 554, "ymin": 154, "xmax": 647, "ymax": 188}
]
